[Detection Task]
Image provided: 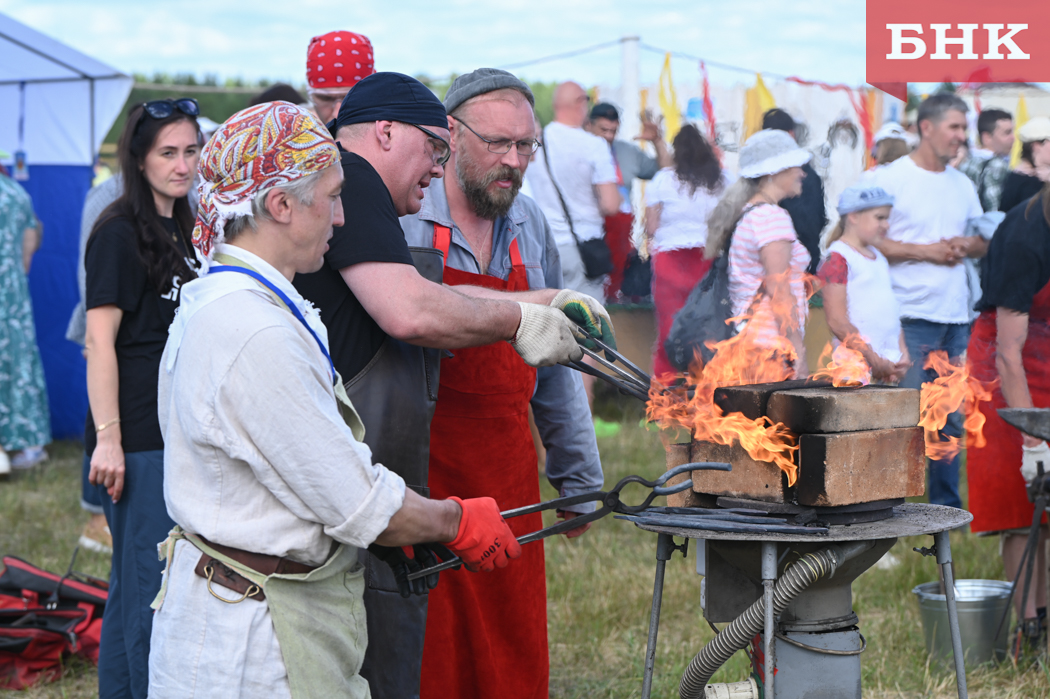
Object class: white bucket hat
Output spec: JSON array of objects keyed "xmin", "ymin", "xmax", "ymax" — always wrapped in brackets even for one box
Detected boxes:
[{"xmin": 738, "ymin": 129, "xmax": 811, "ymax": 179}]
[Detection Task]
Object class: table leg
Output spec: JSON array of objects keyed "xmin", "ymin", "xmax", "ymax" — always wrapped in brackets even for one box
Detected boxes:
[
  {"xmin": 934, "ymin": 530, "xmax": 968, "ymax": 699},
  {"xmin": 642, "ymin": 533, "xmax": 682, "ymax": 699},
  {"xmin": 762, "ymin": 541, "xmax": 777, "ymax": 699}
]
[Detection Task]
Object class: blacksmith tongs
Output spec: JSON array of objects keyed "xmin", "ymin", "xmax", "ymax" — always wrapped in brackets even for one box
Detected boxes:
[
  {"xmin": 405, "ymin": 461, "xmax": 731, "ymax": 581},
  {"xmin": 568, "ymin": 327, "xmax": 654, "ymax": 402}
]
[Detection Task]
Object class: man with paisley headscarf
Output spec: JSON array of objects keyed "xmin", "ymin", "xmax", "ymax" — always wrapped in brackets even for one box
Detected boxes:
[{"xmin": 146, "ymin": 101, "xmax": 523, "ymax": 699}]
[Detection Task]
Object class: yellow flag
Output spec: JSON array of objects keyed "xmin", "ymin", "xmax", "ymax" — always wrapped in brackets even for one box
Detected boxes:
[
  {"xmin": 743, "ymin": 73, "xmax": 776, "ymax": 141},
  {"xmin": 658, "ymin": 53, "xmax": 680, "ymax": 143},
  {"xmin": 1010, "ymin": 93, "xmax": 1028, "ymax": 168}
]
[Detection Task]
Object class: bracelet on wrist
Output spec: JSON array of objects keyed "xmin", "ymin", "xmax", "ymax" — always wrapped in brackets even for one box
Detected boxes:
[{"xmin": 96, "ymin": 417, "xmax": 121, "ymax": 433}]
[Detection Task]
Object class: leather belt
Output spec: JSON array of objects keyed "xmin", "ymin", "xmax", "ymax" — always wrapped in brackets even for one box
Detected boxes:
[{"xmin": 192, "ymin": 535, "xmax": 320, "ymax": 603}]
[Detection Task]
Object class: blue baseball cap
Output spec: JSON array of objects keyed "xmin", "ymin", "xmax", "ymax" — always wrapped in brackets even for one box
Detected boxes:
[{"xmin": 837, "ymin": 184, "xmax": 894, "ymax": 216}]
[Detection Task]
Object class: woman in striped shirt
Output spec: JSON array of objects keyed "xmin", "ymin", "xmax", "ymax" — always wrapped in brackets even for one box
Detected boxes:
[{"xmin": 706, "ymin": 129, "xmax": 813, "ymax": 376}]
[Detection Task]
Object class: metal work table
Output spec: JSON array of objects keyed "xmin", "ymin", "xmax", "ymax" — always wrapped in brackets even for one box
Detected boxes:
[{"xmin": 634, "ymin": 503, "xmax": 974, "ymax": 699}]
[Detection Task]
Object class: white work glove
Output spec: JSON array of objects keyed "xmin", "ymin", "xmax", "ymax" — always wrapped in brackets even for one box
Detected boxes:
[
  {"xmin": 1021, "ymin": 441, "xmax": 1050, "ymax": 485},
  {"xmin": 549, "ymin": 289, "xmax": 617, "ymax": 352},
  {"xmin": 511, "ymin": 302, "xmax": 584, "ymax": 368}
]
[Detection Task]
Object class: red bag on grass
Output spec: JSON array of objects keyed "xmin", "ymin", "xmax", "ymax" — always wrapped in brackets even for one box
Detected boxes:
[{"xmin": 0, "ymin": 554, "xmax": 108, "ymax": 689}]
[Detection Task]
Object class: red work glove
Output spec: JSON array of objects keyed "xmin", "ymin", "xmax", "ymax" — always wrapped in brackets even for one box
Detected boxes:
[{"xmin": 446, "ymin": 497, "xmax": 522, "ymax": 572}]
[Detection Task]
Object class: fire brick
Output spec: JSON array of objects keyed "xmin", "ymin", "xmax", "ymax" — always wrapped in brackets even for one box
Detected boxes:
[
  {"xmin": 766, "ymin": 387, "xmax": 920, "ymax": 434},
  {"xmin": 796, "ymin": 427, "xmax": 925, "ymax": 506},
  {"xmin": 665, "ymin": 442, "xmax": 707, "ymax": 508},
  {"xmin": 713, "ymin": 380, "xmax": 830, "ymax": 421},
  {"xmin": 689, "ymin": 440, "xmax": 791, "ymax": 503}
]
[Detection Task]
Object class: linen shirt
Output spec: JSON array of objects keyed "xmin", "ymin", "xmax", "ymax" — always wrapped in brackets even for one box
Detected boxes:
[
  {"xmin": 399, "ymin": 181, "xmax": 604, "ymax": 508},
  {"xmin": 159, "ymin": 245, "xmax": 406, "ymax": 566}
]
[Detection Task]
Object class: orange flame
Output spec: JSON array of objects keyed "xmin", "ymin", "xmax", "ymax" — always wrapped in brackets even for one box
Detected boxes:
[
  {"xmin": 648, "ymin": 312, "xmax": 801, "ymax": 485},
  {"xmin": 810, "ymin": 335, "xmax": 872, "ymax": 387},
  {"xmin": 918, "ymin": 351, "xmax": 996, "ymax": 460}
]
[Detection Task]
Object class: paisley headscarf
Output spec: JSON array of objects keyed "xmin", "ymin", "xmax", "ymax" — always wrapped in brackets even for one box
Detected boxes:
[{"xmin": 192, "ymin": 101, "xmax": 339, "ymax": 262}]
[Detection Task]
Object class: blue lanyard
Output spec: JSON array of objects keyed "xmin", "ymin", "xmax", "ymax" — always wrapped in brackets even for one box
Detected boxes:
[{"xmin": 209, "ymin": 266, "xmax": 336, "ymax": 386}]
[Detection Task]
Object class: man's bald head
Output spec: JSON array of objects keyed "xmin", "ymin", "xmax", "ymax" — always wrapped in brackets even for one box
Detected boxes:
[{"xmin": 552, "ymin": 81, "xmax": 589, "ymax": 128}]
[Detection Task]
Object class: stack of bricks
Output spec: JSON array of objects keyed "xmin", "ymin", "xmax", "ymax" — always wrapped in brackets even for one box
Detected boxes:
[{"xmin": 665, "ymin": 382, "xmax": 925, "ymax": 507}]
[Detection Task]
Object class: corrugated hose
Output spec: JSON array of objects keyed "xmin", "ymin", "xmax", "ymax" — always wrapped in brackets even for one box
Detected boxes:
[{"xmin": 678, "ymin": 547, "xmax": 842, "ymax": 699}]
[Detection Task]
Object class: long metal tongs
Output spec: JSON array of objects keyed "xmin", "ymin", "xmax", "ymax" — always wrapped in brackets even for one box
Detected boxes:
[
  {"xmin": 568, "ymin": 327, "xmax": 654, "ymax": 401},
  {"xmin": 405, "ymin": 461, "xmax": 732, "ymax": 581}
]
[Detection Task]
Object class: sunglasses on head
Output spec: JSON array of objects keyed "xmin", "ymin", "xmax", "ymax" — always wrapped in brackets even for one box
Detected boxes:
[{"xmin": 140, "ymin": 98, "xmax": 201, "ymax": 121}]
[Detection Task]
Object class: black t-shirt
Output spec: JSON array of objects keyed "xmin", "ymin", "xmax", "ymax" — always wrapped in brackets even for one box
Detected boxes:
[
  {"xmin": 977, "ymin": 200, "xmax": 1050, "ymax": 314},
  {"xmin": 292, "ymin": 147, "xmax": 415, "ymax": 380},
  {"xmin": 999, "ymin": 171, "xmax": 1044, "ymax": 213},
  {"xmin": 84, "ymin": 215, "xmax": 191, "ymax": 454}
]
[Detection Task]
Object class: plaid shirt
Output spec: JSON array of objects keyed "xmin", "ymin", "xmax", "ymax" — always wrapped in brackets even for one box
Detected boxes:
[{"xmin": 958, "ymin": 153, "xmax": 1010, "ymax": 212}]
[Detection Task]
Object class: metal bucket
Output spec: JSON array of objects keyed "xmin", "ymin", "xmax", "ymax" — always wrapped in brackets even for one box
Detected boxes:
[{"xmin": 912, "ymin": 579, "xmax": 1012, "ymax": 666}]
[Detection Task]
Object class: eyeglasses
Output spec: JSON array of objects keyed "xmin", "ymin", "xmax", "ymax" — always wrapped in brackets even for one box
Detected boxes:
[
  {"xmin": 453, "ymin": 118, "xmax": 541, "ymax": 157},
  {"xmin": 407, "ymin": 123, "xmax": 451, "ymax": 166},
  {"xmin": 141, "ymin": 99, "xmax": 200, "ymax": 120}
]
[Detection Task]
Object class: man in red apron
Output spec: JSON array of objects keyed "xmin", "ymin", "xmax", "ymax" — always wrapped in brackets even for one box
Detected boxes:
[
  {"xmin": 292, "ymin": 72, "xmax": 598, "ymax": 699},
  {"xmin": 401, "ymin": 69, "xmax": 608, "ymax": 699}
]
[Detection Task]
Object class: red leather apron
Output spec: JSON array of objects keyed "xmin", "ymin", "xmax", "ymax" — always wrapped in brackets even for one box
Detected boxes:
[
  {"xmin": 420, "ymin": 226, "xmax": 548, "ymax": 699},
  {"xmin": 967, "ymin": 279, "xmax": 1050, "ymax": 533}
]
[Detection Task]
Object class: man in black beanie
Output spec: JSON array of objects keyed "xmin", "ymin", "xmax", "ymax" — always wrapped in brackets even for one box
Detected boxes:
[
  {"xmin": 762, "ymin": 107, "xmax": 828, "ymax": 273},
  {"xmin": 292, "ymin": 72, "xmax": 597, "ymax": 699}
]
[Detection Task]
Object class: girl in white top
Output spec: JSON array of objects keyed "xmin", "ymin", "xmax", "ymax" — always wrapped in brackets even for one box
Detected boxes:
[
  {"xmin": 707, "ymin": 129, "xmax": 813, "ymax": 376},
  {"xmin": 817, "ymin": 184, "xmax": 911, "ymax": 382}
]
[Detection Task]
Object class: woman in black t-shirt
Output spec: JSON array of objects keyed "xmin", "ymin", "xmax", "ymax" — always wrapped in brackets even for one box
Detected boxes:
[
  {"xmin": 1000, "ymin": 118, "xmax": 1050, "ymax": 213},
  {"xmin": 83, "ymin": 99, "xmax": 200, "ymax": 699},
  {"xmin": 967, "ymin": 186, "xmax": 1050, "ymax": 642}
]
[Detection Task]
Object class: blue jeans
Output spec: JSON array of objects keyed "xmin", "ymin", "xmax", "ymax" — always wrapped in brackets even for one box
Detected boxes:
[
  {"xmin": 97, "ymin": 449, "xmax": 174, "ymax": 699},
  {"xmin": 900, "ymin": 319, "xmax": 970, "ymax": 509},
  {"xmin": 81, "ymin": 452, "xmax": 104, "ymax": 514}
]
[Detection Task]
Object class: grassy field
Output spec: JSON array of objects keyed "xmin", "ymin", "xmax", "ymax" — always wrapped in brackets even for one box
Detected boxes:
[{"xmin": 2, "ymin": 426, "xmax": 1049, "ymax": 698}]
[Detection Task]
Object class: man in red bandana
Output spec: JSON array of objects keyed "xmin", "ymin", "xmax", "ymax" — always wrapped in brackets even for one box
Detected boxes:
[{"xmin": 306, "ymin": 31, "xmax": 375, "ymax": 125}]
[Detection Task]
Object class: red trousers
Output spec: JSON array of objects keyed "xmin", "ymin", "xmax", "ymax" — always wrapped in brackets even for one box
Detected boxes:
[
  {"xmin": 651, "ymin": 247, "xmax": 712, "ymax": 378},
  {"xmin": 603, "ymin": 211, "xmax": 634, "ymax": 300}
]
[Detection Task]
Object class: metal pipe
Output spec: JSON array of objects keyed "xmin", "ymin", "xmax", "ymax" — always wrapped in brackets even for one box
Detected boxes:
[
  {"xmin": 934, "ymin": 530, "xmax": 968, "ymax": 699},
  {"xmin": 641, "ymin": 533, "xmax": 674, "ymax": 699},
  {"xmin": 761, "ymin": 542, "xmax": 777, "ymax": 699}
]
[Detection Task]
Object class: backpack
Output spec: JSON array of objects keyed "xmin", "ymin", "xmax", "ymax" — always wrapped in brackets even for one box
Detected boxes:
[
  {"xmin": 664, "ymin": 204, "xmax": 767, "ymax": 371},
  {"xmin": 0, "ymin": 554, "xmax": 108, "ymax": 689}
]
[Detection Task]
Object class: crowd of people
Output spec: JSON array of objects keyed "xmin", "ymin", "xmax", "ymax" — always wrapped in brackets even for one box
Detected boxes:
[{"xmin": 2, "ymin": 26, "xmax": 1050, "ymax": 696}]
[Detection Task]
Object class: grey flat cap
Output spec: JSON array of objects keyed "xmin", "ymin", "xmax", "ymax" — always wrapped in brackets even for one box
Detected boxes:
[{"xmin": 443, "ymin": 68, "xmax": 534, "ymax": 113}]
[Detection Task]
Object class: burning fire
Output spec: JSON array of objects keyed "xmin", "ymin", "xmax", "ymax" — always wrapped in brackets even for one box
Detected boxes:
[
  {"xmin": 918, "ymin": 351, "xmax": 995, "ymax": 460},
  {"xmin": 810, "ymin": 335, "xmax": 872, "ymax": 387},
  {"xmin": 648, "ymin": 317, "xmax": 801, "ymax": 485}
]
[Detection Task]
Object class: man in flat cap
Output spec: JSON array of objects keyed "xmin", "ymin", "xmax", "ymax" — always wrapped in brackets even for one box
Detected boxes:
[
  {"xmin": 400, "ymin": 68, "xmax": 606, "ymax": 699},
  {"xmin": 148, "ymin": 101, "xmax": 522, "ymax": 699},
  {"xmin": 292, "ymin": 72, "xmax": 607, "ymax": 699}
]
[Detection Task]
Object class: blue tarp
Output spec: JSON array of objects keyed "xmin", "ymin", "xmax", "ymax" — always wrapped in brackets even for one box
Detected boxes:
[{"xmin": 24, "ymin": 165, "xmax": 92, "ymax": 440}]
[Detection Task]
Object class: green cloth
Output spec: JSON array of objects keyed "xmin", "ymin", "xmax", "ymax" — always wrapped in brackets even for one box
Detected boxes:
[
  {"xmin": 0, "ymin": 175, "xmax": 49, "ymax": 452},
  {"xmin": 157, "ymin": 529, "xmax": 369, "ymax": 699}
]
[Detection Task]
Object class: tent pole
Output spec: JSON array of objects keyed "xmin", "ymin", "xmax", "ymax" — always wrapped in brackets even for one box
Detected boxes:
[{"xmin": 90, "ymin": 78, "xmax": 96, "ymax": 164}]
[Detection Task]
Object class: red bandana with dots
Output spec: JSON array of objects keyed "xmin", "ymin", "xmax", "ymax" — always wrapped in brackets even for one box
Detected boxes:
[{"xmin": 306, "ymin": 31, "xmax": 375, "ymax": 90}]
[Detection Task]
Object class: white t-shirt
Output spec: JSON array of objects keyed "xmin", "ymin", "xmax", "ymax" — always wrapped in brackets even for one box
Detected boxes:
[
  {"xmin": 868, "ymin": 155, "xmax": 982, "ymax": 324},
  {"xmin": 524, "ymin": 121, "xmax": 617, "ymax": 247},
  {"xmin": 645, "ymin": 168, "xmax": 734, "ymax": 253},
  {"xmin": 822, "ymin": 240, "xmax": 903, "ymax": 362},
  {"xmin": 728, "ymin": 204, "xmax": 811, "ymax": 344}
]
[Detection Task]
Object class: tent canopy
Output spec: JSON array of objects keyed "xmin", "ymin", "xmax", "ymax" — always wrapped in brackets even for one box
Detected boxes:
[
  {"xmin": 0, "ymin": 12, "xmax": 132, "ymax": 165},
  {"xmin": 0, "ymin": 12, "xmax": 133, "ymax": 440}
]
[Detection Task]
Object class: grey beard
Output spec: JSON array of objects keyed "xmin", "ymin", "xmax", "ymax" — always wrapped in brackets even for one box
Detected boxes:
[{"xmin": 457, "ymin": 157, "xmax": 521, "ymax": 220}]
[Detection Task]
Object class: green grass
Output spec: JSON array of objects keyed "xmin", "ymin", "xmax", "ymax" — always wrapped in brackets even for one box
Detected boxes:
[{"xmin": 3, "ymin": 431, "xmax": 1049, "ymax": 698}]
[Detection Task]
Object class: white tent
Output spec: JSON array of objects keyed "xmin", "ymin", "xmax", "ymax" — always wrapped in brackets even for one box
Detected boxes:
[
  {"xmin": 0, "ymin": 12, "xmax": 132, "ymax": 439},
  {"xmin": 0, "ymin": 12, "xmax": 132, "ymax": 164}
]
